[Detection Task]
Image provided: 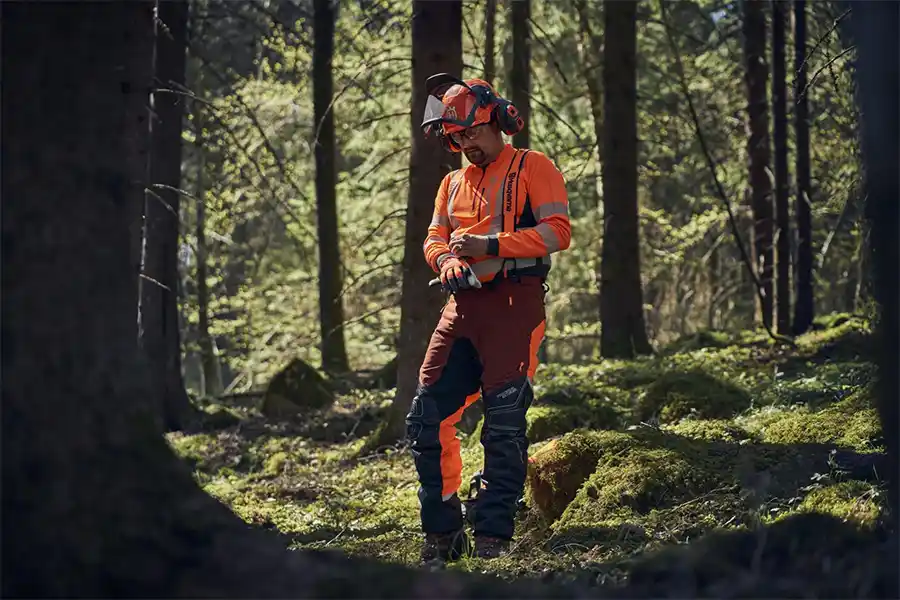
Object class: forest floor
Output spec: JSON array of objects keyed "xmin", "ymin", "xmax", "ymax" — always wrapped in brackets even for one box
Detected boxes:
[{"xmin": 168, "ymin": 312, "xmax": 897, "ymax": 597}]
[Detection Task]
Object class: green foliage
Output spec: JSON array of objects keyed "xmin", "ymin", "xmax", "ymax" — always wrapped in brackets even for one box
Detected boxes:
[{"xmin": 178, "ymin": 0, "xmax": 866, "ymax": 390}]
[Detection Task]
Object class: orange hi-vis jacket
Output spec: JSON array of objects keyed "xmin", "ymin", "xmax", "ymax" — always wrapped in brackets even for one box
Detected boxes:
[{"xmin": 423, "ymin": 144, "xmax": 571, "ymax": 283}]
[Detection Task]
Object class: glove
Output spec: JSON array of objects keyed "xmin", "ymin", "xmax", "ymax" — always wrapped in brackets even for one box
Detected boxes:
[{"xmin": 438, "ymin": 255, "xmax": 477, "ymax": 293}]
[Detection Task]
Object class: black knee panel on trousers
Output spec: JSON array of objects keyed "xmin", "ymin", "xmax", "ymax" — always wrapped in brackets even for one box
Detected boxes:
[
  {"xmin": 406, "ymin": 382, "xmax": 465, "ymax": 534},
  {"xmin": 475, "ymin": 375, "xmax": 533, "ymax": 540}
]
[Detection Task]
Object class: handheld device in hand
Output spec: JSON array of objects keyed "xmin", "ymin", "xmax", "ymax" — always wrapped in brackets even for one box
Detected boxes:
[{"xmin": 427, "ymin": 269, "xmax": 482, "ymax": 289}]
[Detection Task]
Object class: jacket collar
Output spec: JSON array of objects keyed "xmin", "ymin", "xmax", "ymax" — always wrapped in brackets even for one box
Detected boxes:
[{"xmin": 469, "ymin": 143, "xmax": 517, "ymax": 172}]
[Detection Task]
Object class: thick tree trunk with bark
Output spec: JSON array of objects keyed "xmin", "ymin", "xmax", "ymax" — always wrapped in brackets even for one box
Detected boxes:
[
  {"xmin": 772, "ymin": 0, "xmax": 791, "ymax": 335},
  {"xmin": 377, "ymin": 0, "xmax": 463, "ymax": 444},
  {"xmin": 0, "ymin": 3, "xmax": 581, "ymax": 596},
  {"xmin": 140, "ymin": 0, "xmax": 198, "ymax": 430},
  {"xmin": 792, "ymin": 0, "xmax": 815, "ymax": 334},
  {"xmin": 742, "ymin": 0, "xmax": 774, "ymax": 331},
  {"xmin": 599, "ymin": 0, "xmax": 653, "ymax": 359},
  {"xmin": 314, "ymin": 0, "xmax": 350, "ymax": 376},
  {"xmin": 852, "ymin": 0, "xmax": 899, "ymax": 524},
  {"xmin": 509, "ymin": 0, "xmax": 531, "ymax": 149}
]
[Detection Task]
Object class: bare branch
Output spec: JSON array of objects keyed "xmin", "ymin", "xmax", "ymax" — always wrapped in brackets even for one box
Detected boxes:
[{"xmin": 795, "ymin": 45, "xmax": 856, "ymax": 105}]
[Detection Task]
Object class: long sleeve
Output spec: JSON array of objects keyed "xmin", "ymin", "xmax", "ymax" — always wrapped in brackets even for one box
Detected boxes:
[
  {"xmin": 489, "ymin": 152, "xmax": 571, "ymax": 258},
  {"xmin": 423, "ymin": 172, "xmax": 454, "ymax": 272}
]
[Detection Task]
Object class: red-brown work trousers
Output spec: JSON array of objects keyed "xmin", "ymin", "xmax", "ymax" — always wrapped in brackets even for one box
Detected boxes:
[{"xmin": 405, "ymin": 275, "xmax": 546, "ymax": 540}]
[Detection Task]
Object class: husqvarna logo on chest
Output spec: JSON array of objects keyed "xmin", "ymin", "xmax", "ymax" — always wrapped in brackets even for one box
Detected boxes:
[{"xmin": 505, "ymin": 172, "xmax": 516, "ymax": 212}]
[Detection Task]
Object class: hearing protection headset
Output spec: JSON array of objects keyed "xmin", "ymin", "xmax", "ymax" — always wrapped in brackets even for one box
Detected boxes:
[{"xmin": 420, "ymin": 73, "xmax": 525, "ymax": 152}]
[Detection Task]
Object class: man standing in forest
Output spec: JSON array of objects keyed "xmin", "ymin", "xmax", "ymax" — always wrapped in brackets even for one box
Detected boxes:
[{"xmin": 406, "ymin": 74, "xmax": 571, "ymax": 562}]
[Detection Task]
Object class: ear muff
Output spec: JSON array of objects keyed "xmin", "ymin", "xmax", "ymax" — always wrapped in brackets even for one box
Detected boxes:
[
  {"xmin": 492, "ymin": 99, "xmax": 524, "ymax": 135},
  {"xmin": 467, "ymin": 84, "xmax": 524, "ymax": 136}
]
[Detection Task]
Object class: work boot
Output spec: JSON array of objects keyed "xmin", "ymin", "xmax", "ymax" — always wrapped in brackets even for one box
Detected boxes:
[
  {"xmin": 474, "ymin": 535, "xmax": 510, "ymax": 559},
  {"xmin": 420, "ymin": 529, "xmax": 470, "ymax": 564}
]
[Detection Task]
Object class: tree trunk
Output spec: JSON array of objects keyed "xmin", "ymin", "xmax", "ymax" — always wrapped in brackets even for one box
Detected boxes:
[
  {"xmin": 792, "ymin": 0, "xmax": 814, "ymax": 334},
  {"xmin": 314, "ymin": 0, "xmax": 350, "ymax": 376},
  {"xmin": 852, "ymin": 0, "xmax": 899, "ymax": 525},
  {"xmin": 574, "ymin": 0, "xmax": 604, "ymax": 164},
  {"xmin": 484, "ymin": 0, "xmax": 497, "ymax": 83},
  {"xmin": 509, "ymin": 0, "xmax": 531, "ymax": 149},
  {"xmin": 140, "ymin": 0, "xmax": 197, "ymax": 430},
  {"xmin": 194, "ymin": 103, "xmax": 221, "ymax": 398},
  {"xmin": 742, "ymin": 0, "xmax": 774, "ymax": 331},
  {"xmin": 599, "ymin": 0, "xmax": 653, "ymax": 359},
  {"xmin": 0, "ymin": 3, "xmax": 581, "ymax": 596},
  {"xmin": 376, "ymin": 0, "xmax": 463, "ymax": 445},
  {"xmin": 772, "ymin": 0, "xmax": 791, "ymax": 335}
]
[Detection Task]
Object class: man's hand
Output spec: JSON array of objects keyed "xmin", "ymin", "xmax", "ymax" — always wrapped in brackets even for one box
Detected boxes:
[
  {"xmin": 449, "ymin": 233, "xmax": 491, "ymax": 258},
  {"xmin": 438, "ymin": 255, "xmax": 477, "ymax": 293}
]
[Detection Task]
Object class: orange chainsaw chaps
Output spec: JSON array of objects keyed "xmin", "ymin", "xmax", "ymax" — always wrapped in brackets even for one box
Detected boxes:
[{"xmin": 439, "ymin": 391, "xmax": 481, "ymax": 498}]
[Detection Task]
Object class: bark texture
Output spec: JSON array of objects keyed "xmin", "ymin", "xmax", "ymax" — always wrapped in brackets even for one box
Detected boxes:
[
  {"xmin": 852, "ymin": 0, "xmax": 900, "ymax": 524},
  {"xmin": 314, "ymin": 0, "xmax": 350, "ymax": 375},
  {"xmin": 792, "ymin": 0, "xmax": 815, "ymax": 334},
  {"xmin": 599, "ymin": 0, "xmax": 653, "ymax": 359},
  {"xmin": 141, "ymin": 0, "xmax": 197, "ymax": 430},
  {"xmin": 484, "ymin": 0, "xmax": 497, "ymax": 83},
  {"xmin": 380, "ymin": 0, "xmax": 464, "ymax": 444},
  {"xmin": 772, "ymin": 0, "xmax": 791, "ymax": 335},
  {"xmin": 742, "ymin": 0, "xmax": 774, "ymax": 330},
  {"xmin": 509, "ymin": 0, "xmax": 531, "ymax": 149}
]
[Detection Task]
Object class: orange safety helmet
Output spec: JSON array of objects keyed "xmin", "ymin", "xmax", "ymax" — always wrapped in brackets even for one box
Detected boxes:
[{"xmin": 421, "ymin": 73, "xmax": 524, "ymax": 152}]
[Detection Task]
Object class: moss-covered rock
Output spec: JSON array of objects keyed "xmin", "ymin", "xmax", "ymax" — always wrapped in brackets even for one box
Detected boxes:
[
  {"xmin": 262, "ymin": 358, "xmax": 335, "ymax": 419},
  {"xmin": 665, "ymin": 418, "xmax": 756, "ymax": 443},
  {"xmin": 740, "ymin": 388, "xmax": 881, "ymax": 452},
  {"xmin": 795, "ymin": 480, "xmax": 883, "ymax": 527},
  {"xmin": 526, "ymin": 403, "xmax": 622, "ymax": 444},
  {"xmin": 541, "ymin": 425, "xmax": 860, "ymax": 555},
  {"xmin": 636, "ymin": 369, "xmax": 752, "ymax": 423},
  {"xmin": 526, "ymin": 430, "xmax": 615, "ymax": 521}
]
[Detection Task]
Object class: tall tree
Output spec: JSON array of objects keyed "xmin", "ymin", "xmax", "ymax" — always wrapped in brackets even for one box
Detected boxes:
[
  {"xmin": 484, "ymin": 0, "xmax": 497, "ymax": 83},
  {"xmin": 188, "ymin": 2, "xmax": 222, "ymax": 398},
  {"xmin": 0, "ymin": 3, "xmax": 571, "ymax": 596},
  {"xmin": 139, "ymin": 0, "xmax": 197, "ymax": 430},
  {"xmin": 574, "ymin": 0, "xmax": 604, "ymax": 166},
  {"xmin": 377, "ymin": 0, "xmax": 463, "ymax": 444},
  {"xmin": 772, "ymin": 0, "xmax": 791, "ymax": 334},
  {"xmin": 852, "ymin": 0, "xmax": 900, "ymax": 525},
  {"xmin": 193, "ymin": 97, "xmax": 221, "ymax": 397},
  {"xmin": 742, "ymin": 0, "xmax": 774, "ymax": 330},
  {"xmin": 313, "ymin": 0, "xmax": 350, "ymax": 375},
  {"xmin": 509, "ymin": 0, "xmax": 531, "ymax": 149},
  {"xmin": 599, "ymin": 0, "xmax": 653, "ymax": 359},
  {"xmin": 792, "ymin": 0, "xmax": 814, "ymax": 334}
]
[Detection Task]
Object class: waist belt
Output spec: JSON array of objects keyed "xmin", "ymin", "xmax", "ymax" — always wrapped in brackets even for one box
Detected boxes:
[{"xmin": 470, "ymin": 256, "xmax": 550, "ymax": 282}]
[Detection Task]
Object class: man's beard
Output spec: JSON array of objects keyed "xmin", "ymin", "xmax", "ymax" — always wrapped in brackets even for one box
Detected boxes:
[{"xmin": 464, "ymin": 148, "xmax": 486, "ymax": 165}]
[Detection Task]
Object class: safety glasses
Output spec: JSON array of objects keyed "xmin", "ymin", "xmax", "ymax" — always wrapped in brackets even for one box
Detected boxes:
[{"xmin": 448, "ymin": 124, "xmax": 488, "ymax": 145}]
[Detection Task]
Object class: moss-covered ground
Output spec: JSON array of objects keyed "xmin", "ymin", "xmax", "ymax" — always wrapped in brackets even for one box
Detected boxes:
[{"xmin": 167, "ymin": 313, "xmax": 896, "ymax": 596}]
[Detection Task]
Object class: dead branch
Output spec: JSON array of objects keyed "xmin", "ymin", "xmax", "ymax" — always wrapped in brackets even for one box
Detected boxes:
[
  {"xmin": 794, "ymin": 7, "xmax": 851, "ymax": 78},
  {"xmin": 795, "ymin": 45, "xmax": 856, "ymax": 105}
]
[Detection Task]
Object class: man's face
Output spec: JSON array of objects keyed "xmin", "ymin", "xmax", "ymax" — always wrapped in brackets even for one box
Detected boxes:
[{"xmin": 449, "ymin": 123, "xmax": 500, "ymax": 166}]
